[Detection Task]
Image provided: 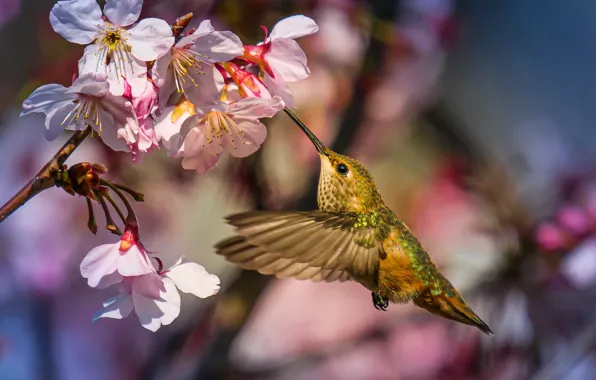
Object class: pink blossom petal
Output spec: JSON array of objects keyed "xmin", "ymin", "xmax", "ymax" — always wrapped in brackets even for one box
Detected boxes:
[
  {"xmin": 93, "ymin": 294, "xmax": 134, "ymax": 321},
  {"xmin": 262, "ymin": 74, "xmax": 295, "ymax": 108},
  {"xmin": 80, "ymin": 243, "xmax": 119, "ymax": 288},
  {"xmin": 127, "ymin": 18, "xmax": 175, "ymax": 62},
  {"xmin": 266, "ymin": 38, "xmax": 310, "ymax": 82},
  {"xmin": 269, "ymin": 15, "xmax": 319, "ymax": 40},
  {"xmin": 117, "ymin": 245, "xmax": 155, "ymax": 277},
  {"xmin": 182, "ymin": 67, "xmax": 222, "ymax": 106},
  {"xmin": 157, "ymin": 278, "xmax": 181, "ymax": 325},
  {"xmin": 535, "ymin": 222, "xmax": 566, "ymax": 251},
  {"xmin": 166, "ymin": 261, "xmax": 220, "ymax": 298},
  {"xmin": 222, "ymin": 118, "xmax": 267, "ymax": 158},
  {"xmin": 132, "ymin": 273, "xmax": 165, "ymax": 299},
  {"xmin": 178, "ymin": 116, "xmax": 207, "ymax": 156},
  {"xmin": 132, "ymin": 291, "xmax": 164, "ymax": 331},
  {"xmin": 103, "ymin": 0, "xmax": 141, "ymax": 27},
  {"xmin": 21, "ymin": 84, "xmax": 73, "ymax": 116},
  {"xmin": 181, "ymin": 149, "xmax": 221, "ymax": 174},
  {"xmin": 230, "ymin": 96, "xmax": 284, "ymax": 119},
  {"xmin": 187, "ymin": 31, "xmax": 243, "ymax": 63},
  {"xmin": 49, "ymin": 0, "xmax": 102, "ymax": 44}
]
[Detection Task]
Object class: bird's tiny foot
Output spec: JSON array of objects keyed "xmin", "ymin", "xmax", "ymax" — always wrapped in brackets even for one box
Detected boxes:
[{"xmin": 372, "ymin": 292, "xmax": 389, "ymax": 311}]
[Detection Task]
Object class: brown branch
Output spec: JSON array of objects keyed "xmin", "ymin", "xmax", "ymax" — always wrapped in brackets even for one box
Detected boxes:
[{"xmin": 0, "ymin": 127, "xmax": 93, "ymax": 223}]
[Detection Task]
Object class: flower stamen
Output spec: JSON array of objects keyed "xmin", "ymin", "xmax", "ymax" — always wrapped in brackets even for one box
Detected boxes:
[
  {"xmin": 61, "ymin": 97, "xmax": 103, "ymax": 132},
  {"xmin": 201, "ymin": 110, "xmax": 248, "ymax": 150},
  {"xmin": 171, "ymin": 47, "xmax": 209, "ymax": 92}
]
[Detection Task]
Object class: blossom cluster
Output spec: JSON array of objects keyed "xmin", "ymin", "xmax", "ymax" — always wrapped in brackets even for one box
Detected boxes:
[
  {"xmin": 19, "ymin": 0, "xmax": 318, "ymax": 331},
  {"xmin": 22, "ymin": 0, "xmax": 318, "ymax": 172},
  {"xmin": 81, "ymin": 221, "xmax": 221, "ymax": 331}
]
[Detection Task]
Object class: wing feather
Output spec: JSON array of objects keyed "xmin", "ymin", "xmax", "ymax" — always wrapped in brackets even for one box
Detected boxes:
[{"xmin": 215, "ymin": 211, "xmax": 380, "ymax": 285}]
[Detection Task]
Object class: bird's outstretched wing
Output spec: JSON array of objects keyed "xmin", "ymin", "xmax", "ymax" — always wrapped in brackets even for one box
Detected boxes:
[{"xmin": 214, "ymin": 211, "xmax": 381, "ymax": 285}]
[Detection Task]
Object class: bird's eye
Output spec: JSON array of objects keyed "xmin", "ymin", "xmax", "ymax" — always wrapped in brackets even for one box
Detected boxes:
[{"xmin": 336, "ymin": 163, "xmax": 349, "ymax": 175}]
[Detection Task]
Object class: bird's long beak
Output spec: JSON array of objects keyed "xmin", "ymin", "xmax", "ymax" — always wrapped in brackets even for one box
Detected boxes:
[{"xmin": 284, "ymin": 108, "xmax": 327, "ymax": 155}]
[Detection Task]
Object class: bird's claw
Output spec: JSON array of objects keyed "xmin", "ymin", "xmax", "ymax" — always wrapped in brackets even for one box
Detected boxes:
[{"xmin": 372, "ymin": 292, "xmax": 389, "ymax": 311}]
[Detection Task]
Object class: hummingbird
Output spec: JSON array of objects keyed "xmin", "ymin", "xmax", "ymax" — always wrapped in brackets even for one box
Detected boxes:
[{"xmin": 214, "ymin": 109, "xmax": 493, "ymax": 335}]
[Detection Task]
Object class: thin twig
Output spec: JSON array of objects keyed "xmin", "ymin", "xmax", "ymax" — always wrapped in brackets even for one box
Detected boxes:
[{"xmin": 0, "ymin": 127, "xmax": 93, "ymax": 223}]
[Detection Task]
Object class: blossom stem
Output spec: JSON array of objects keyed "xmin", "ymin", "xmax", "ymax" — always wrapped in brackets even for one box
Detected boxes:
[
  {"xmin": 94, "ymin": 189, "xmax": 121, "ymax": 235},
  {"xmin": 0, "ymin": 127, "xmax": 93, "ymax": 224},
  {"xmin": 99, "ymin": 179, "xmax": 136, "ymax": 223},
  {"xmin": 86, "ymin": 197, "xmax": 98, "ymax": 235},
  {"xmin": 103, "ymin": 192, "xmax": 127, "ymax": 225},
  {"xmin": 112, "ymin": 183, "xmax": 144, "ymax": 202}
]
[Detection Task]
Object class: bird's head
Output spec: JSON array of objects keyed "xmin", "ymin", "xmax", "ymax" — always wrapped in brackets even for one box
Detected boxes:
[{"xmin": 285, "ymin": 110, "xmax": 383, "ymax": 213}]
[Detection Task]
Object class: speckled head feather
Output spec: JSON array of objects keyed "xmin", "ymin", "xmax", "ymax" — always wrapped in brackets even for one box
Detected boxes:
[{"xmin": 284, "ymin": 109, "xmax": 384, "ymax": 213}]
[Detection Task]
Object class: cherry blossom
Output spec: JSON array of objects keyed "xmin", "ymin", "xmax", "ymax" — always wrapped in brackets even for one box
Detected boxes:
[
  {"xmin": 80, "ymin": 222, "xmax": 155, "ymax": 288},
  {"xmin": 152, "ymin": 19, "xmax": 243, "ymax": 108},
  {"xmin": 242, "ymin": 15, "xmax": 318, "ymax": 105},
  {"xmin": 121, "ymin": 78, "xmax": 160, "ymax": 162},
  {"xmin": 21, "ymin": 72, "xmax": 136, "ymax": 151},
  {"xmin": 154, "ymin": 97, "xmax": 196, "ymax": 155},
  {"xmin": 93, "ymin": 256, "xmax": 220, "ymax": 331},
  {"xmin": 175, "ymin": 96, "xmax": 284, "ymax": 174},
  {"xmin": 51, "ymin": 0, "xmax": 174, "ymax": 95}
]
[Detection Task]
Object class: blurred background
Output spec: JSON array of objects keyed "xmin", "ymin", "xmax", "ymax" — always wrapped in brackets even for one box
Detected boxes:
[{"xmin": 1, "ymin": 0, "xmax": 596, "ymax": 379}]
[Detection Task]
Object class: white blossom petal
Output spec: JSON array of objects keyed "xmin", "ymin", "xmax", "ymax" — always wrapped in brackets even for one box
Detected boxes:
[
  {"xmin": 157, "ymin": 278, "xmax": 181, "ymax": 325},
  {"xmin": 117, "ymin": 245, "xmax": 155, "ymax": 277},
  {"xmin": 44, "ymin": 102, "xmax": 77, "ymax": 139},
  {"xmin": 100, "ymin": 93, "xmax": 139, "ymax": 143},
  {"xmin": 21, "ymin": 84, "xmax": 74, "ymax": 116},
  {"xmin": 154, "ymin": 105, "xmax": 187, "ymax": 154},
  {"xmin": 166, "ymin": 261, "xmax": 220, "ymax": 298},
  {"xmin": 127, "ymin": 18, "xmax": 175, "ymax": 62},
  {"xmin": 196, "ymin": 19, "xmax": 215, "ymax": 36},
  {"xmin": 103, "ymin": 0, "xmax": 142, "ymax": 27},
  {"xmin": 96, "ymin": 271, "xmax": 123, "ymax": 289},
  {"xmin": 267, "ymin": 38, "xmax": 310, "ymax": 82},
  {"xmin": 66, "ymin": 72, "xmax": 109, "ymax": 97},
  {"xmin": 96, "ymin": 111, "xmax": 130, "ymax": 151},
  {"xmin": 151, "ymin": 53, "xmax": 176, "ymax": 110},
  {"xmin": 269, "ymin": 15, "xmax": 319, "ymax": 40},
  {"xmin": 93, "ymin": 294, "xmax": 133, "ymax": 321},
  {"xmin": 151, "ymin": 50, "xmax": 173, "ymax": 88},
  {"xmin": 78, "ymin": 44, "xmax": 148, "ymax": 97},
  {"xmin": 49, "ymin": 0, "xmax": 102, "ymax": 44},
  {"xmin": 131, "ymin": 273, "xmax": 165, "ymax": 299},
  {"xmin": 132, "ymin": 291, "xmax": 163, "ymax": 332},
  {"xmin": 80, "ymin": 243, "xmax": 119, "ymax": 288}
]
